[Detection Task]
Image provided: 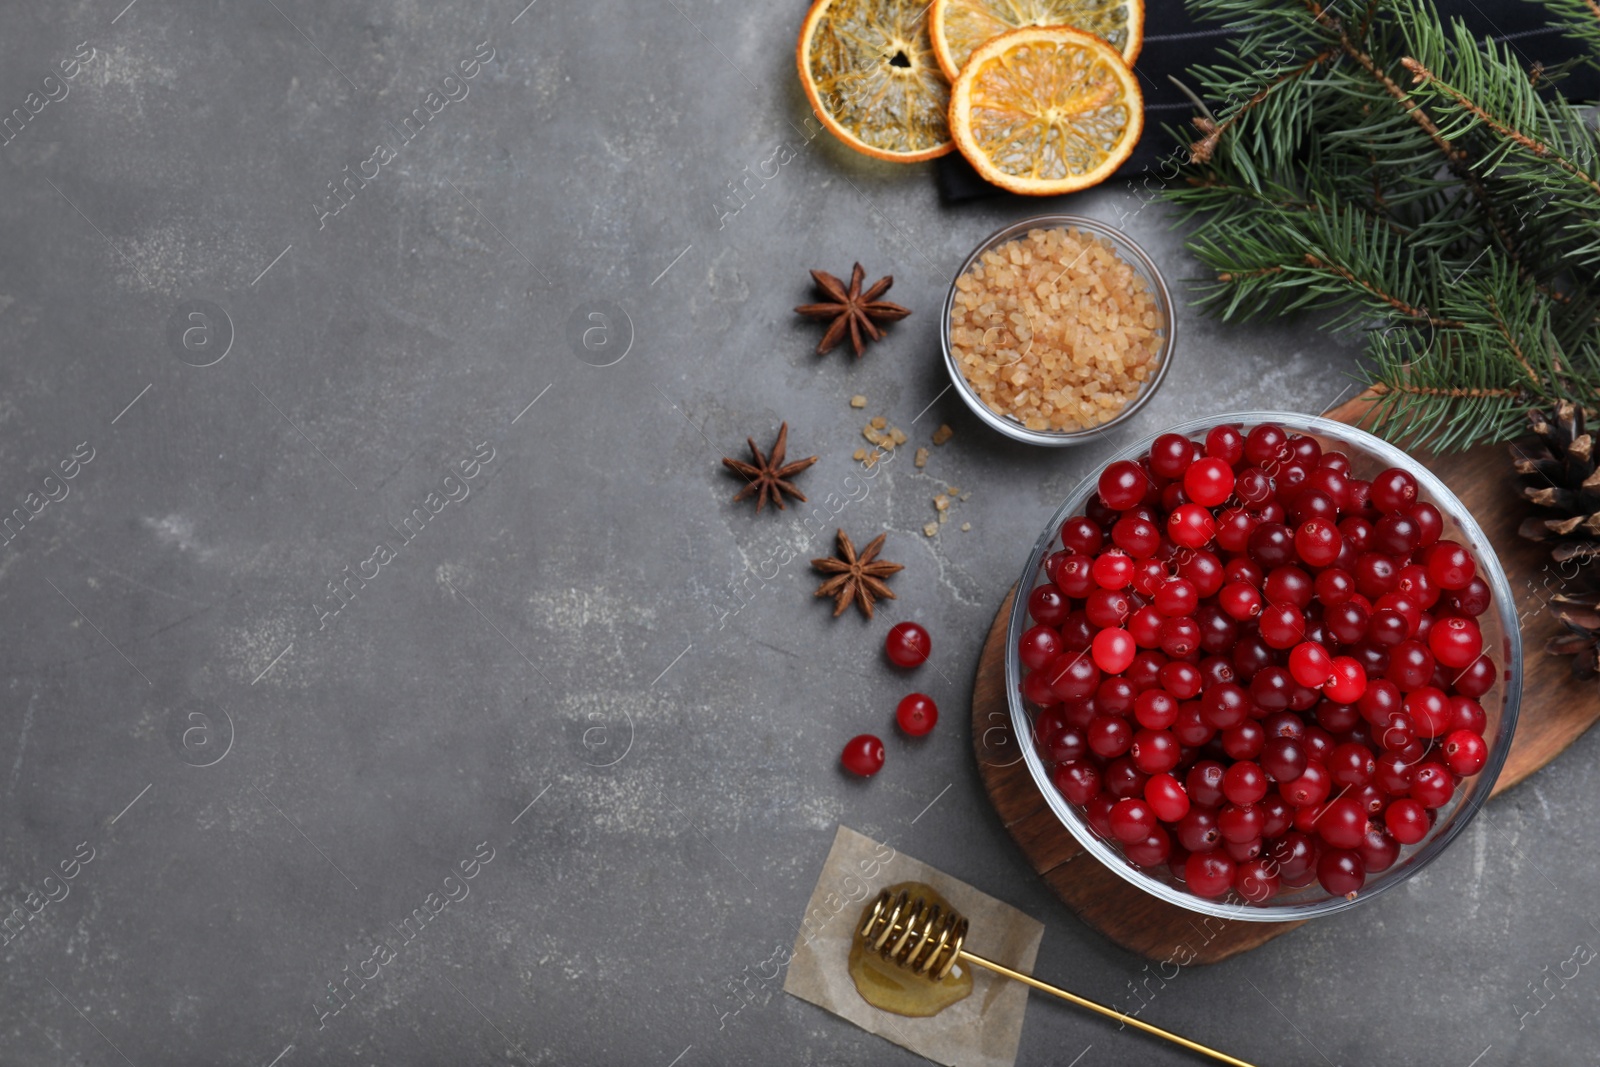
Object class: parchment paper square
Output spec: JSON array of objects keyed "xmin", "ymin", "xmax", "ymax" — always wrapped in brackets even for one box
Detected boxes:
[{"xmin": 783, "ymin": 826, "xmax": 1045, "ymax": 1067}]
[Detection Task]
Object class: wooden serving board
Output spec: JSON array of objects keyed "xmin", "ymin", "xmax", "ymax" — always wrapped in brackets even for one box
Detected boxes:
[{"xmin": 970, "ymin": 393, "xmax": 1600, "ymax": 964}]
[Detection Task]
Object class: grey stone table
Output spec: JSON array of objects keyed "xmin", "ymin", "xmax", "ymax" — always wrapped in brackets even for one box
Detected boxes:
[{"xmin": 1, "ymin": 2, "xmax": 1595, "ymax": 1065}]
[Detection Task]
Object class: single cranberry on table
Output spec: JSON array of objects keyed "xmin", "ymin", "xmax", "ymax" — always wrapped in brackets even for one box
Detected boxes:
[
  {"xmin": 840, "ymin": 734, "xmax": 885, "ymax": 777},
  {"xmin": 895, "ymin": 693, "xmax": 938, "ymax": 737},
  {"xmin": 884, "ymin": 621, "xmax": 932, "ymax": 668}
]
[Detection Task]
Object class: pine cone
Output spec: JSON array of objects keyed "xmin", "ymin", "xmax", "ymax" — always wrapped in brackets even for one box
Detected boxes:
[
  {"xmin": 1512, "ymin": 402, "xmax": 1600, "ymax": 565},
  {"xmin": 1546, "ymin": 591, "xmax": 1600, "ymax": 682}
]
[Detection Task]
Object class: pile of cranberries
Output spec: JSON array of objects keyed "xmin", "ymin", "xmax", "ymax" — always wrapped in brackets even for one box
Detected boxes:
[{"xmin": 1019, "ymin": 422, "xmax": 1498, "ymax": 904}]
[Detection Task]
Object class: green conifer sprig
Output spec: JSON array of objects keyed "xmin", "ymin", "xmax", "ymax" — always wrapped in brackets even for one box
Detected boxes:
[{"xmin": 1165, "ymin": 0, "xmax": 1600, "ymax": 451}]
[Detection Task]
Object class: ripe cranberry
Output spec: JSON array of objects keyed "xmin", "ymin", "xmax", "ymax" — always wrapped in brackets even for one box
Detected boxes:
[
  {"xmin": 1145, "ymin": 772, "xmax": 1192, "ymax": 822},
  {"xmin": 1091, "ymin": 628, "xmax": 1136, "ymax": 674},
  {"xmin": 1230, "ymin": 634, "xmax": 1273, "ymax": 683},
  {"xmin": 1427, "ymin": 542, "xmax": 1478, "ymax": 594},
  {"xmin": 1021, "ymin": 669, "xmax": 1059, "ymax": 708},
  {"xmin": 1178, "ymin": 550, "xmax": 1226, "ymax": 597},
  {"xmin": 1344, "ymin": 478, "xmax": 1375, "ymax": 516},
  {"xmin": 1454, "ymin": 654, "xmax": 1497, "ymax": 698},
  {"xmin": 1328, "ymin": 741, "xmax": 1376, "ymax": 787},
  {"xmin": 1270, "ymin": 831, "xmax": 1320, "ymax": 884},
  {"xmin": 1060, "ymin": 516, "xmax": 1103, "ymax": 555},
  {"xmin": 1085, "ymin": 588, "xmax": 1133, "ymax": 629},
  {"xmin": 1054, "ymin": 761, "xmax": 1102, "ymax": 805},
  {"xmin": 1293, "ymin": 517, "xmax": 1342, "ymax": 567},
  {"xmin": 1235, "ymin": 857, "xmax": 1281, "ymax": 903},
  {"xmin": 1354, "ymin": 553, "xmax": 1399, "ymax": 599},
  {"xmin": 1448, "ymin": 695, "xmax": 1487, "ymax": 735},
  {"xmin": 1410, "ymin": 502, "xmax": 1443, "ymax": 547},
  {"xmin": 1395, "ymin": 564, "xmax": 1439, "ymax": 609},
  {"xmin": 1151, "ymin": 577, "xmax": 1198, "ymax": 618},
  {"xmin": 1403, "ymin": 687, "xmax": 1450, "ymax": 737},
  {"xmin": 1052, "ymin": 554, "xmax": 1096, "ymax": 597},
  {"xmin": 1317, "ymin": 849, "xmax": 1366, "ymax": 896},
  {"xmin": 1302, "ymin": 725, "xmax": 1336, "ymax": 763},
  {"xmin": 1218, "ymin": 581, "xmax": 1264, "ymax": 621},
  {"xmin": 1259, "ymin": 603, "xmax": 1306, "ymax": 649},
  {"xmin": 1159, "ymin": 616, "xmax": 1201, "ymax": 658},
  {"xmin": 1359, "ymin": 826, "xmax": 1401, "ymax": 874},
  {"xmin": 1374, "ymin": 513, "xmax": 1422, "ymax": 556},
  {"xmin": 1375, "ymin": 751, "xmax": 1414, "ymax": 795},
  {"xmin": 1019, "ymin": 626, "xmax": 1063, "ymax": 671},
  {"xmin": 1222, "ymin": 761, "xmax": 1268, "ymax": 805},
  {"xmin": 1429, "ymin": 616, "xmax": 1483, "ymax": 669},
  {"xmin": 1235, "ymin": 467, "xmax": 1274, "ymax": 505},
  {"xmin": 1444, "ymin": 729, "xmax": 1488, "ymax": 776},
  {"xmin": 885, "ymin": 621, "xmax": 932, "ymax": 668},
  {"xmin": 1165, "ymin": 503, "xmax": 1215, "ymax": 549},
  {"xmin": 1206, "ymin": 424, "xmax": 1245, "ymax": 465},
  {"xmin": 1113, "ymin": 514, "xmax": 1163, "ymax": 559},
  {"xmin": 1087, "ymin": 715, "xmax": 1133, "ymax": 758},
  {"xmin": 1249, "ymin": 523, "xmax": 1296, "ymax": 569},
  {"xmin": 1027, "ymin": 585, "xmax": 1071, "ymax": 628},
  {"xmin": 1185, "ymin": 761, "xmax": 1227, "ymax": 808},
  {"xmin": 1128, "ymin": 605, "xmax": 1164, "ymax": 648},
  {"xmin": 1370, "ymin": 467, "xmax": 1419, "ymax": 513},
  {"xmin": 1131, "ymin": 729, "xmax": 1181, "ymax": 774},
  {"xmin": 1184, "ymin": 457, "xmax": 1235, "ymax": 507},
  {"xmin": 1385, "ymin": 798, "xmax": 1430, "ymax": 843},
  {"xmin": 1195, "ymin": 606, "xmax": 1239, "ymax": 655},
  {"xmin": 1366, "ymin": 608, "xmax": 1410, "ymax": 648},
  {"xmin": 1221, "ymin": 720, "xmax": 1265, "ymax": 761},
  {"xmin": 1085, "ymin": 795, "xmax": 1117, "ymax": 838},
  {"xmin": 840, "ymin": 735, "xmax": 885, "ymax": 777},
  {"xmin": 1085, "ymin": 493, "xmax": 1119, "ymax": 529},
  {"xmin": 1091, "ymin": 551, "xmax": 1134, "ymax": 590},
  {"xmin": 1315, "ymin": 567, "xmax": 1356, "ymax": 607},
  {"xmin": 1185, "ymin": 851, "xmax": 1237, "ymax": 898},
  {"xmin": 1110, "ymin": 798, "xmax": 1159, "ymax": 843},
  {"xmin": 1282, "ymin": 761, "xmax": 1331, "ymax": 806},
  {"xmin": 1265, "ymin": 566, "xmax": 1314, "ymax": 609},
  {"xmin": 1327, "ymin": 600, "xmax": 1370, "ymax": 644},
  {"xmin": 1218, "ymin": 803, "xmax": 1264, "ymax": 843},
  {"xmin": 1046, "ymin": 724, "xmax": 1088, "ymax": 763},
  {"xmin": 1315, "ymin": 796, "xmax": 1369, "ymax": 849},
  {"xmin": 1150, "ymin": 433, "xmax": 1197, "ymax": 478},
  {"xmin": 1288, "ymin": 642, "xmax": 1334, "ymax": 688},
  {"xmin": 1059, "ymin": 611, "xmax": 1095, "ymax": 652},
  {"xmin": 1098, "ymin": 460, "xmax": 1149, "ymax": 511},
  {"xmin": 896, "ymin": 693, "xmax": 938, "ymax": 737},
  {"xmin": 1216, "ymin": 507, "xmax": 1257, "ymax": 553},
  {"xmin": 1158, "ymin": 660, "xmax": 1203, "ymax": 699},
  {"xmin": 1446, "ymin": 575, "xmax": 1491, "ymax": 617},
  {"xmin": 1318, "ymin": 659, "xmax": 1369, "ymax": 710},
  {"xmin": 1096, "ymin": 676, "xmax": 1136, "ymax": 716},
  {"xmin": 1386, "ymin": 639, "xmax": 1436, "ymax": 690},
  {"xmin": 1133, "ymin": 690, "xmax": 1178, "ymax": 731},
  {"xmin": 1127, "ymin": 649, "xmax": 1168, "ymax": 691},
  {"xmin": 1124, "ymin": 828, "xmax": 1173, "ymax": 868},
  {"xmin": 1176, "ymin": 807, "xmax": 1222, "ymax": 852},
  {"xmin": 1315, "ymin": 698, "xmax": 1360, "ymax": 734},
  {"xmin": 1260, "ymin": 737, "xmax": 1308, "ymax": 782},
  {"xmin": 1244, "ymin": 423, "xmax": 1291, "ymax": 467},
  {"xmin": 1302, "ymin": 465, "xmax": 1349, "ymax": 505},
  {"xmin": 1248, "ymin": 666, "xmax": 1293, "ymax": 713},
  {"xmin": 1047, "ymin": 652, "xmax": 1100, "ymax": 701},
  {"xmin": 1201, "ymin": 683, "xmax": 1249, "ymax": 730},
  {"xmin": 1409, "ymin": 762, "xmax": 1455, "ymax": 808}
]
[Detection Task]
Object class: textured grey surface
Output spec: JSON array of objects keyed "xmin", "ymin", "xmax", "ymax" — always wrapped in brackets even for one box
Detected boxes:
[{"xmin": 1, "ymin": 2, "xmax": 1596, "ymax": 1065}]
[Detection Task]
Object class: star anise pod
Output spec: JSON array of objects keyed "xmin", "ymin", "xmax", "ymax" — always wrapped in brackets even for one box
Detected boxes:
[
  {"xmin": 795, "ymin": 263, "xmax": 910, "ymax": 358},
  {"xmin": 722, "ymin": 422, "xmax": 818, "ymax": 513},
  {"xmin": 812, "ymin": 529, "xmax": 903, "ymax": 619}
]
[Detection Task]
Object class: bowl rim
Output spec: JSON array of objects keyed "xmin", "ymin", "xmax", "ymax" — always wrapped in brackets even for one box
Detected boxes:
[
  {"xmin": 1004, "ymin": 410, "xmax": 1524, "ymax": 921},
  {"xmin": 940, "ymin": 214, "xmax": 1176, "ymax": 447}
]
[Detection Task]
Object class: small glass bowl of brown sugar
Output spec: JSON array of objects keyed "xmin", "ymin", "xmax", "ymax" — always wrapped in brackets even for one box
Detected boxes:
[{"xmin": 941, "ymin": 216, "xmax": 1174, "ymax": 446}]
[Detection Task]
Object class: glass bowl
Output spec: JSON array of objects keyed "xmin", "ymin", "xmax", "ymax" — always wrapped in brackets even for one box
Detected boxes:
[
  {"xmin": 1004, "ymin": 412, "xmax": 1522, "ymax": 921},
  {"xmin": 940, "ymin": 215, "xmax": 1175, "ymax": 447}
]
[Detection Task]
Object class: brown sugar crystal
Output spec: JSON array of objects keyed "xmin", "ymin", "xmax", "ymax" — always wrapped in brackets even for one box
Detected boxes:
[{"xmin": 948, "ymin": 227, "xmax": 1162, "ymax": 432}]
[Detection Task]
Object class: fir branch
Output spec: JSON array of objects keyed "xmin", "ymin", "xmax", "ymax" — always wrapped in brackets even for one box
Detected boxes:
[{"xmin": 1402, "ymin": 58, "xmax": 1600, "ymax": 198}]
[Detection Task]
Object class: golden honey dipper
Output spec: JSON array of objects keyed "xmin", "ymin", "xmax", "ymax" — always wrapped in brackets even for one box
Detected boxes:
[{"xmin": 857, "ymin": 887, "xmax": 1257, "ymax": 1067}]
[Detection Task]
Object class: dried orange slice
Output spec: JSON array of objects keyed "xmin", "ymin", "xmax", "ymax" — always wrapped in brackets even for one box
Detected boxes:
[
  {"xmin": 948, "ymin": 26, "xmax": 1142, "ymax": 196},
  {"xmin": 930, "ymin": 0, "xmax": 1143, "ymax": 81},
  {"xmin": 797, "ymin": 0, "xmax": 954, "ymax": 163}
]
